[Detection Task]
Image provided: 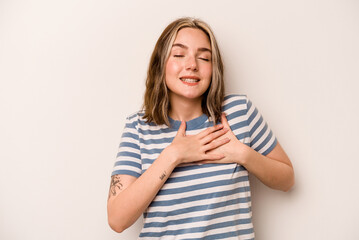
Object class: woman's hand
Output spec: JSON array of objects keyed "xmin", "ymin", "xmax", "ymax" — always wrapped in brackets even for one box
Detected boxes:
[
  {"xmin": 201, "ymin": 114, "xmax": 295, "ymax": 191},
  {"xmin": 164, "ymin": 121, "xmax": 231, "ymax": 165},
  {"xmin": 201, "ymin": 113, "xmax": 252, "ymax": 165}
]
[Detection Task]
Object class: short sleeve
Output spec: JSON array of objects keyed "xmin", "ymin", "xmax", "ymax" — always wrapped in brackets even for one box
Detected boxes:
[
  {"xmin": 111, "ymin": 114, "xmax": 142, "ymax": 178},
  {"xmin": 246, "ymin": 97, "xmax": 277, "ymax": 155}
]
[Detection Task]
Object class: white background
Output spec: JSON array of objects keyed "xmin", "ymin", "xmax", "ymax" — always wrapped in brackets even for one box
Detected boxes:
[{"xmin": 1, "ymin": 0, "xmax": 358, "ymax": 239}]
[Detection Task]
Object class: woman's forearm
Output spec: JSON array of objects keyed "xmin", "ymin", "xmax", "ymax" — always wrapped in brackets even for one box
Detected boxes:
[
  {"xmin": 107, "ymin": 150, "xmax": 177, "ymax": 233},
  {"xmin": 107, "ymin": 122, "xmax": 233, "ymax": 232},
  {"xmin": 241, "ymin": 144, "xmax": 294, "ymax": 192}
]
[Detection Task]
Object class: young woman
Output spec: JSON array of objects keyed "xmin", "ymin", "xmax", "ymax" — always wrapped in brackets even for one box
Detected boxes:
[{"xmin": 107, "ymin": 17, "xmax": 294, "ymax": 239}]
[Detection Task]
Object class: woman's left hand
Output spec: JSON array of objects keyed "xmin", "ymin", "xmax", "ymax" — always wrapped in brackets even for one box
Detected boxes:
[
  {"xmin": 203, "ymin": 113, "xmax": 295, "ymax": 192},
  {"xmin": 201, "ymin": 113, "xmax": 252, "ymax": 165}
]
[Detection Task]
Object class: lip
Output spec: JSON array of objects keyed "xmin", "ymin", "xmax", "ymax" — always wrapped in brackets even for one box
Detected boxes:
[{"xmin": 181, "ymin": 81, "xmax": 199, "ymax": 86}]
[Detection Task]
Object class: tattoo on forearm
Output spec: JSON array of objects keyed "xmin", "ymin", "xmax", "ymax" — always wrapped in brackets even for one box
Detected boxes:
[
  {"xmin": 108, "ymin": 175, "xmax": 123, "ymax": 199},
  {"xmin": 159, "ymin": 171, "xmax": 167, "ymax": 180}
]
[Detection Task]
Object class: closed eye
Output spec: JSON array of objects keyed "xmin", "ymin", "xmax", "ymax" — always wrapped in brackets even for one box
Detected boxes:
[
  {"xmin": 199, "ymin": 57, "xmax": 210, "ymax": 62},
  {"xmin": 174, "ymin": 55, "xmax": 184, "ymax": 57}
]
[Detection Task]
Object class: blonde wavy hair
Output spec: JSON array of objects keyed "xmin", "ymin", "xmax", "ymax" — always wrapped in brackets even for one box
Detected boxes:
[{"xmin": 142, "ymin": 17, "xmax": 225, "ymax": 126}]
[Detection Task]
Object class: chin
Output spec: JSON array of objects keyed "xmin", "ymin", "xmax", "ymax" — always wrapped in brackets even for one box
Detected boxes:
[{"xmin": 182, "ymin": 92, "xmax": 204, "ymax": 100}]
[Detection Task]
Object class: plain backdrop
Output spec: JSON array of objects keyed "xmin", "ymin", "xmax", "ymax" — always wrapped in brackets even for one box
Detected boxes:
[{"xmin": 1, "ymin": 0, "xmax": 359, "ymax": 239}]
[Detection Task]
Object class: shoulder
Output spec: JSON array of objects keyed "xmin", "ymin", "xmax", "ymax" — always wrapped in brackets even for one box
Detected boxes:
[
  {"xmin": 223, "ymin": 93, "xmax": 249, "ymax": 105},
  {"xmin": 124, "ymin": 110, "xmax": 146, "ymax": 129},
  {"xmin": 125, "ymin": 110, "xmax": 166, "ymax": 131},
  {"xmin": 222, "ymin": 94, "xmax": 249, "ymax": 112},
  {"xmin": 126, "ymin": 110, "xmax": 145, "ymax": 122}
]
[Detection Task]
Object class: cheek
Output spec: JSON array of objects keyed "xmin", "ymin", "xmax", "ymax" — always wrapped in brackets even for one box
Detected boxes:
[
  {"xmin": 202, "ymin": 64, "xmax": 213, "ymax": 79},
  {"xmin": 165, "ymin": 60, "xmax": 181, "ymax": 77}
]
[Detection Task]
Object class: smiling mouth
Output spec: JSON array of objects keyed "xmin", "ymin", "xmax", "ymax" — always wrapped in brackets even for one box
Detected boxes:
[{"xmin": 180, "ymin": 78, "xmax": 200, "ymax": 83}]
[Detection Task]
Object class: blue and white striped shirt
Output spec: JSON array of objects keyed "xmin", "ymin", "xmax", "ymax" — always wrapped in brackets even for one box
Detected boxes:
[{"xmin": 112, "ymin": 94, "xmax": 277, "ymax": 239}]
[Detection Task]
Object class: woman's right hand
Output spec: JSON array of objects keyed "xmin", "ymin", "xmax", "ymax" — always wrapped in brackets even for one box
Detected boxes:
[{"xmin": 164, "ymin": 121, "xmax": 231, "ymax": 165}]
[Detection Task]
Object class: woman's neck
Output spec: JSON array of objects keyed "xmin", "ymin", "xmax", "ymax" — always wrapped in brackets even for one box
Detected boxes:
[{"xmin": 168, "ymin": 95, "xmax": 203, "ymax": 122}]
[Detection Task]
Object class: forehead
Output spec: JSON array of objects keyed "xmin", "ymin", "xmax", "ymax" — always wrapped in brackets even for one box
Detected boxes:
[{"xmin": 173, "ymin": 28, "xmax": 211, "ymax": 49}]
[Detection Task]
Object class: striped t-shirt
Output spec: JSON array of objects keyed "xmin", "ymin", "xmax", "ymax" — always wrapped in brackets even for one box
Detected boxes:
[{"xmin": 112, "ymin": 94, "xmax": 277, "ymax": 239}]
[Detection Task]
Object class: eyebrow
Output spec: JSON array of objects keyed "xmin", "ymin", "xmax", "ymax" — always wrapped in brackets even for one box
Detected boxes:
[{"xmin": 172, "ymin": 43, "xmax": 212, "ymax": 53}]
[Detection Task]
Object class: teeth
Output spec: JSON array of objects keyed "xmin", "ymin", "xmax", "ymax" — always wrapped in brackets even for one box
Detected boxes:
[{"xmin": 181, "ymin": 78, "xmax": 199, "ymax": 83}]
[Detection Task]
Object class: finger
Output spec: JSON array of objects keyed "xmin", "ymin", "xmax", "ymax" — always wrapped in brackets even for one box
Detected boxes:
[
  {"xmin": 202, "ymin": 153, "xmax": 225, "ymax": 161},
  {"xmin": 203, "ymin": 137, "xmax": 230, "ymax": 152},
  {"xmin": 197, "ymin": 124, "xmax": 223, "ymax": 139},
  {"xmin": 221, "ymin": 113, "xmax": 231, "ymax": 129},
  {"xmin": 200, "ymin": 127, "xmax": 229, "ymax": 145},
  {"xmin": 176, "ymin": 121, "xmax": 187, "ymax": 137}
]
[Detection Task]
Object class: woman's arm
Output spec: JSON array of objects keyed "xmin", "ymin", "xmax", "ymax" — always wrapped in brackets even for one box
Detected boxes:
[
  {"xmin": 107, "ymin": 152, "xmax": 178, "ymax": 233},
  {"xmin": 107, "ymin": 122, "xmax": 230, "ymax": 233},
  {"xmin": 241, "ymin": 142, "xmax": 294, "ymax": 192}
]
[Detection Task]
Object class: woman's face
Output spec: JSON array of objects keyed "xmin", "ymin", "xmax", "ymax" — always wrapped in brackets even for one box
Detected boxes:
[{"xmin": 165, "ymin": 27, "xmax": 212, "ymax": 103}]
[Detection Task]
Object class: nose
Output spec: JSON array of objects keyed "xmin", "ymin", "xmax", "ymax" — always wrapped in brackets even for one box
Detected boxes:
[{"xmin": 185, "ymin": 56, "xmax": 198, "ymax": 71}]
